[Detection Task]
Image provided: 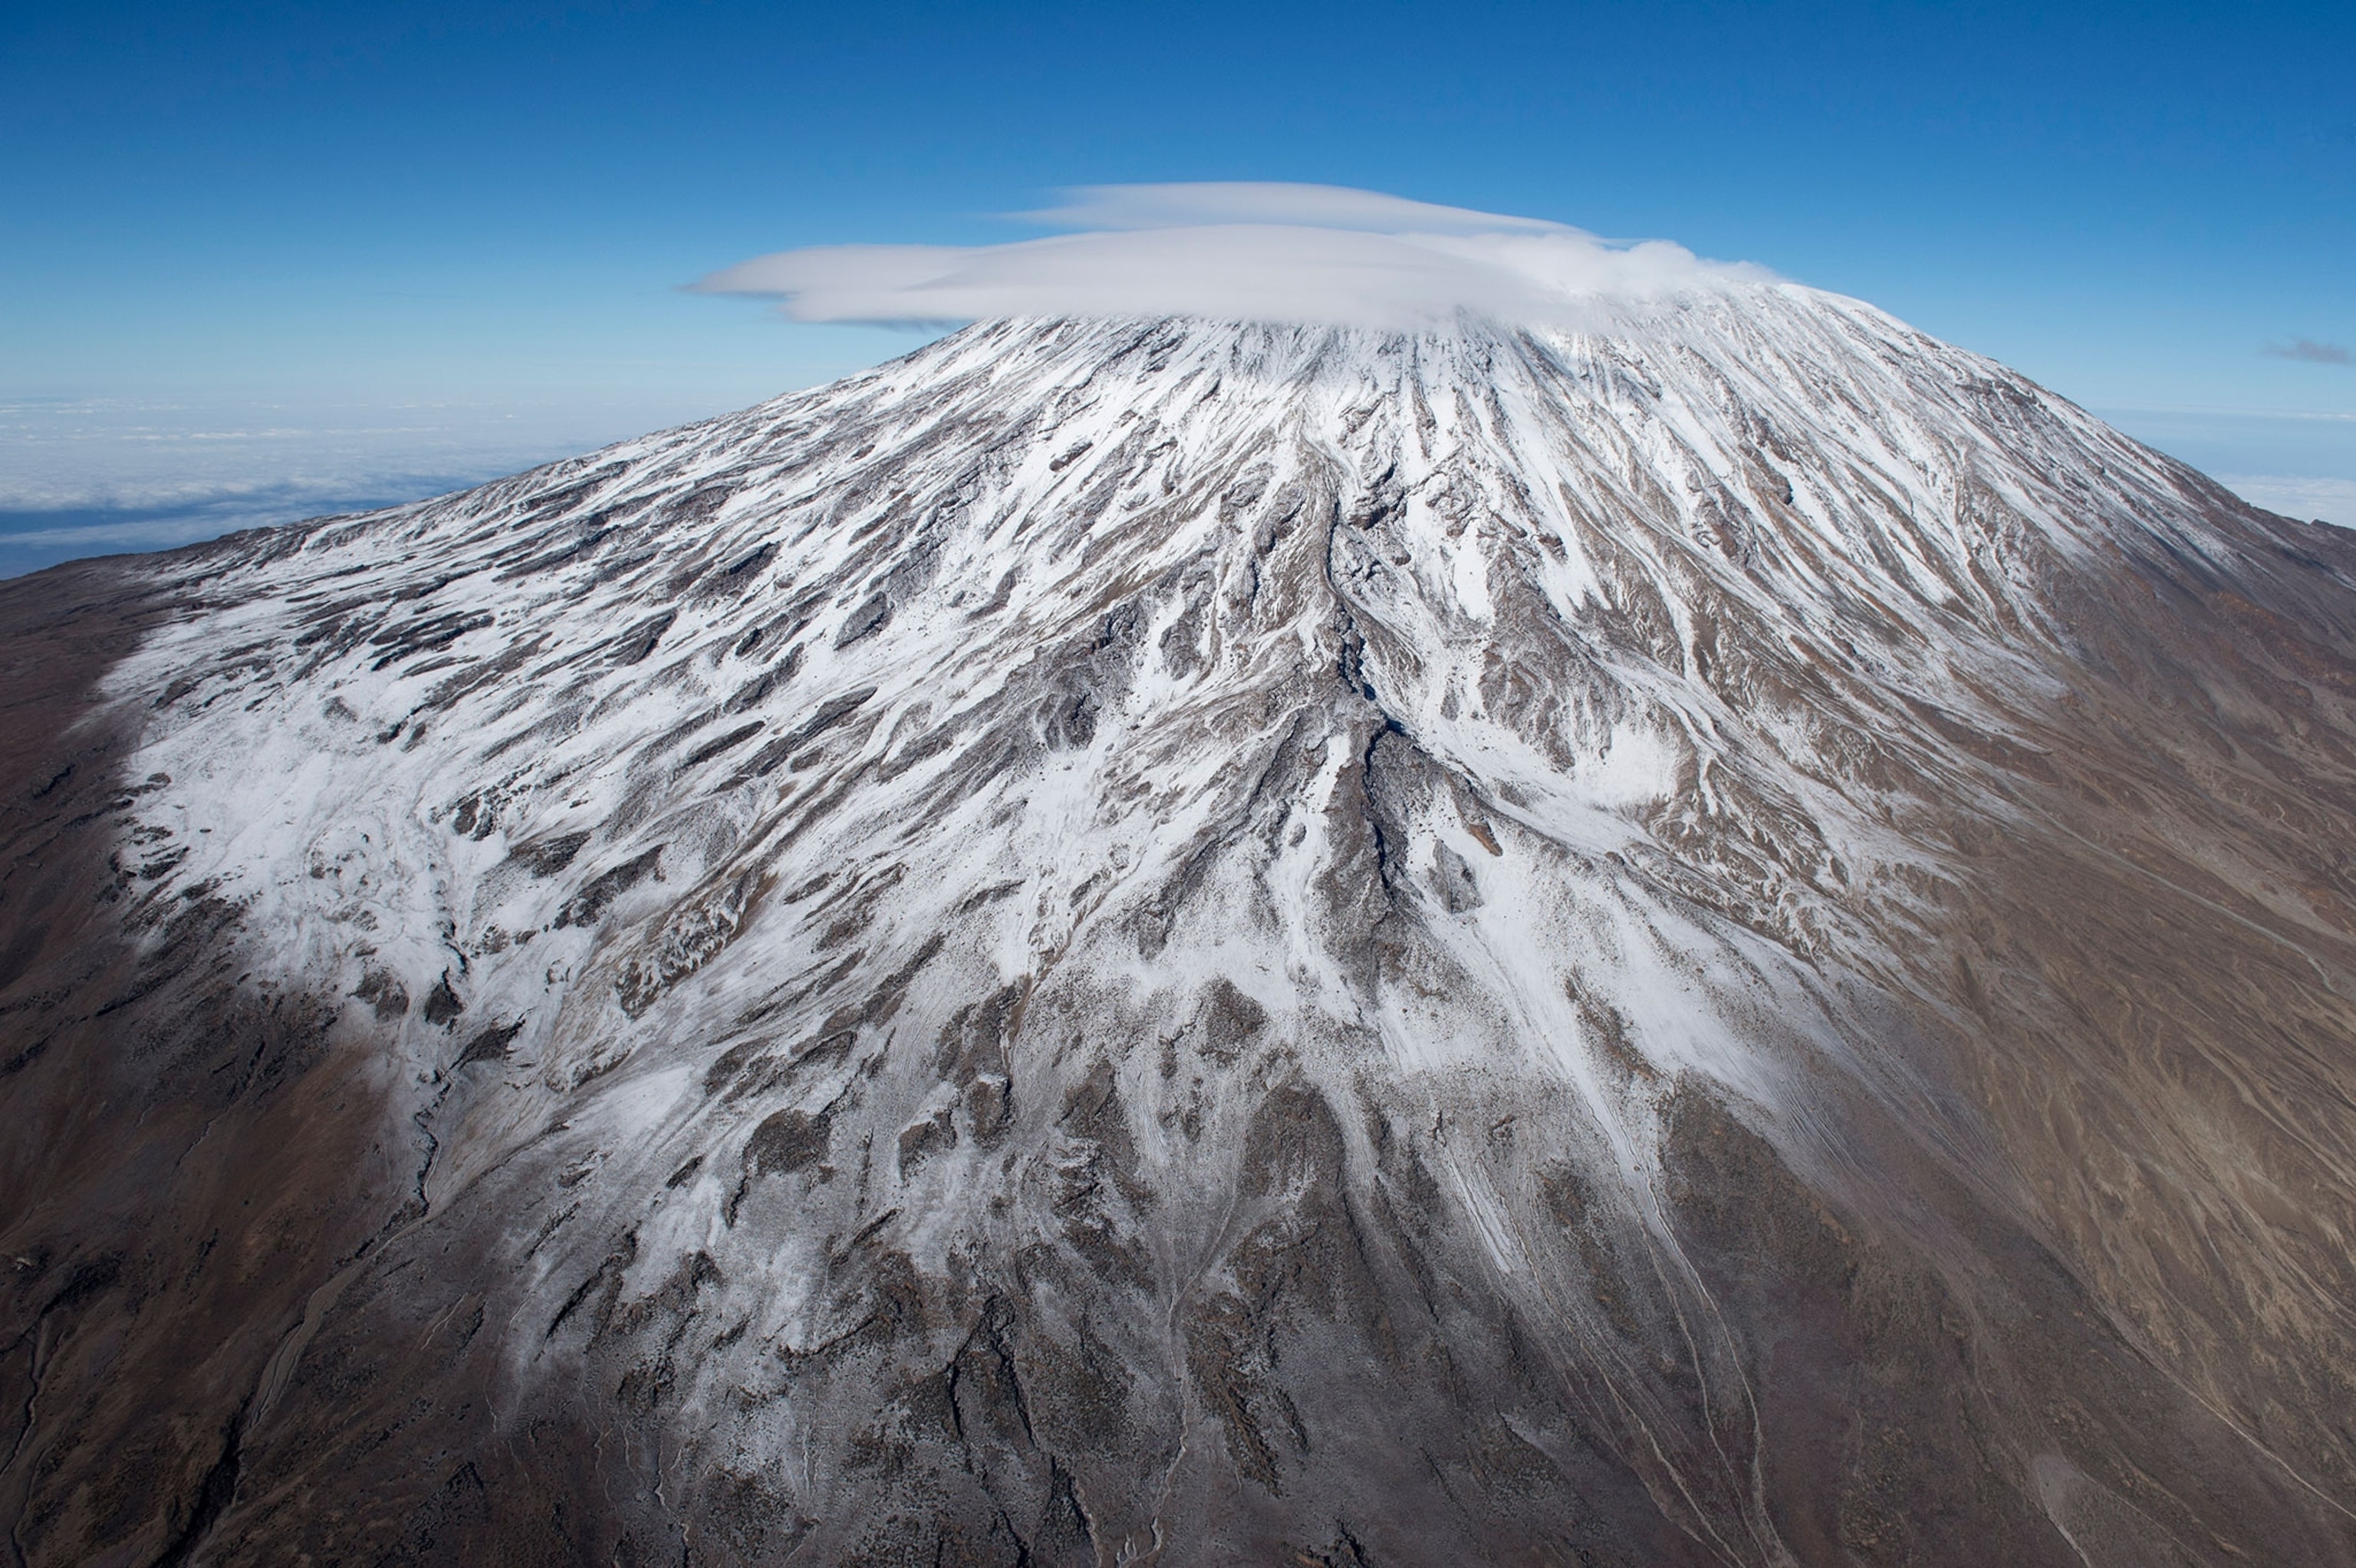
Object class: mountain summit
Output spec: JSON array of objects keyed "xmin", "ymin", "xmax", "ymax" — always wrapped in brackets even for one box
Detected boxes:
[{"xmin": 5, "ymin": 293, "xmax": 2356, "ymax": 1565}]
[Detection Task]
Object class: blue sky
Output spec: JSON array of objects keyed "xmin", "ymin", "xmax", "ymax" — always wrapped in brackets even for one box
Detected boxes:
[{"xmin": 4, "ymin": 0, "xmax": 2351, "ymax": 573}]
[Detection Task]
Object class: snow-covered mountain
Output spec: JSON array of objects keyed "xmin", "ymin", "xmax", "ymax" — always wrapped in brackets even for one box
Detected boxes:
[{"xmin": 6, "ymin": 289, "xmax": 2356, "ymax": 1566}]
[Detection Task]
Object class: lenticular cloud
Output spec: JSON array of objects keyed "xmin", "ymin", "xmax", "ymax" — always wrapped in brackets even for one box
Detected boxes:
[
  {"xmin": 690, "ymin": 182, "xmax": 1774, "ymax": 330},
  {"xmin": 1021, "ymin": 182, "xmax": 1575, "ymax": 236}
]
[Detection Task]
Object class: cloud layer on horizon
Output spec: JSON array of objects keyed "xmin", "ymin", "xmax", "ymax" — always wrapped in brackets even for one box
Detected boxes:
[{"xmin": 693, "ymin": 182, "xmax": 1775, "ymax": 330}]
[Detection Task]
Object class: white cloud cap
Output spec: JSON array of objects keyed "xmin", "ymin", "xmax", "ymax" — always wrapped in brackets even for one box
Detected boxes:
[
  {"xmin": 693, "ymin": 182, "xmax": 1775, "ymax": 330},
  {"xmin": 1021, "ymin": 181, "xmax": 1575, "ymax": 235}
]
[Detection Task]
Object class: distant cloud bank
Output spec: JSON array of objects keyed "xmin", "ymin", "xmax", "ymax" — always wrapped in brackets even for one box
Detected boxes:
[
  {"xmin": 2263, "ymin": 339, "xmax": 2352, "ymax": 365},
  {"xmin": 692, "ymin": 182, "xmax": 1775, "ymax": 330},
  {"xmin": 0, "ymin": 396, "xmax": 653, "ymax": 577},
  {"xmin": 2220, "ymin": 474, "xmax": 2356, "ymax": 527}
]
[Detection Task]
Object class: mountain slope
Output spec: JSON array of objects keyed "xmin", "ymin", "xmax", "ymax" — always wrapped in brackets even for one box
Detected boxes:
[{"xmin": 5, "ymin": 295, "xmax": 2356, "ymax": 1566}]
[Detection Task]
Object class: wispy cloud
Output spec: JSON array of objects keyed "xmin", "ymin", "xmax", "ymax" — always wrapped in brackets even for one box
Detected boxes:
[
  {"xmin": 2262, "ymin": 338, "xmax": 2352, "ymax": 365},
  {"xmin": 693, "ymin": 182, "xmax": 1775, "ymax": 330}
]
